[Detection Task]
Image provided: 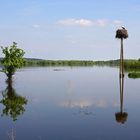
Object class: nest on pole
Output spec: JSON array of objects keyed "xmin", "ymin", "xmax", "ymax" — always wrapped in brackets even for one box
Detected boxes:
[{"xmin": 116, "ymin": 29, "xmax": 128, "ymax": 39}]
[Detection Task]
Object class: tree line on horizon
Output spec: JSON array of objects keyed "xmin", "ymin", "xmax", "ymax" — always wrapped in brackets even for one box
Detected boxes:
[
  {"xmin": 1, "ymin": 57, "xmax": 140, "ymax": 68},
  {"xmin": 0, "ymin": 42, "xmax": 140, "ymax": 79}
]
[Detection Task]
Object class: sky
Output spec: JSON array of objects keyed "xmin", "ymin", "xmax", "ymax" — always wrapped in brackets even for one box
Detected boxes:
[{"xmin": 0, "ymin": 0, "xmax": 140, "ymax": 60}]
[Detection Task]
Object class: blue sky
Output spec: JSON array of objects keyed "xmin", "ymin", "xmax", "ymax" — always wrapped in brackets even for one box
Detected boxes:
[{"xmin": 0, "ymin": 0, "xmax": 140, "ymax": 60}]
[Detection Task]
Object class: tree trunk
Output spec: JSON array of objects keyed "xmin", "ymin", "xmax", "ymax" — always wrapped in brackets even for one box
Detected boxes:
[{"xmin": 6, "ymin": 71, "xmax": 13, "ymax": 80}]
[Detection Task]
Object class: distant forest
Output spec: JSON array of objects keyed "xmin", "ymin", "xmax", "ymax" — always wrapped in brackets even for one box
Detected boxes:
[{"xmin": 0, "ymin": 58, "xmax": 140, "ymax": 70}]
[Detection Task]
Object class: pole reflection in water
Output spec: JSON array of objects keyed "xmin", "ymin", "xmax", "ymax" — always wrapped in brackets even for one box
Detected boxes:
[
  {"xmin": 115, "ymin": 75, "xmax": 128, "ymax": 124},
  {"xmin": 0, "ymin": 78, "xmax": 28, "ymax": 121}
]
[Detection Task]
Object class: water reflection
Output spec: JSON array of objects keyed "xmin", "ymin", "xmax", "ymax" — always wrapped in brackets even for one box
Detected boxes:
[
  {"xmin": 0, "ymin": 78, "xmax": 27, "ymax": 121},
  {"xmin": 7, "ymin": 128, "xmax": 16, "ymax": 140},
  {"xmin": 115, "ymin": 76, "xmax": 128, "ymax": 124}
]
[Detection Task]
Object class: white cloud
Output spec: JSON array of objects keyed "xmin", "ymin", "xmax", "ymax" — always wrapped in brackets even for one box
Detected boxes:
[
  {"xmin": 60, "ymin": 100, "xmax": 93, "ymax": 108},
  {"xmin": 58, "ymin": 18, "xmax": 93, "ymax": 26},
  {"xmin": 58, "ymin": 18, "xmax": 122, "ymax": 27},
  {"xmin": 60, "ymin": 99, "xmax": 112, "ymax": 109}
]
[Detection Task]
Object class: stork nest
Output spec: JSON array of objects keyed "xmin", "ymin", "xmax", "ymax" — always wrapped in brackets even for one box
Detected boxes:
[{"xmin": 116, "ymin": 29, "xmax": 128, "ymax": 39}]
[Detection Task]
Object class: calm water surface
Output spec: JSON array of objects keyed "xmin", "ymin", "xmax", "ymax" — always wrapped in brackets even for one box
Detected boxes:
[{"xmin": 0, "ymin": 66, "xmax": 140, "ymax": 140}]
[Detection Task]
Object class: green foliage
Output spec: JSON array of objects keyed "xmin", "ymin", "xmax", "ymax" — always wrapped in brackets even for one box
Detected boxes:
[
  {"xmin": 124, "ymin": 60, "xmax": 140, "ymax": 70},
  {"xmin": 25, "ymin": 60, "xmax": 96, "ymax": 67},
  {"xmin": 94, "ymin": 59, "xmax": 140, "ymax": 71},
  {"xmin": 0, "ymin": 79, "xmax": 27, "ymax": 121},
  {"xmin": 128, "ymin": 72, "xmax": 140, "ymax": 79},
  {"xmin": 1, "ymin": 42, "xmax": 26, "ymax": 78},
  {"xmin": 15, "ymin": 59, "xmax": 140, "ymax": 70},
  {"xmin": 1, "ymin": 56, "xmax": 140, "ymax": 70}
]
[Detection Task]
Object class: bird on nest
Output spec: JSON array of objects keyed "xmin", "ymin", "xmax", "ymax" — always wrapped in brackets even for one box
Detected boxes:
[{"xmin": 121, "ymin": 26, "xmax": 126, "ymax": 30}]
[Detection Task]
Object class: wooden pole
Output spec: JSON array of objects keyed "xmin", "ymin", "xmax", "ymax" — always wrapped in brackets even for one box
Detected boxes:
[
  {"xmin": 120, "ymin": 76, "xmax": 124, "ymax": 113},
  {"xmin": 120, "ymin": 38, "xmax": 124, "ymax": 77},
  {"xmin": 120, "ymin": 38, "xmax": 124, "ymax": 113},
  {"xmin": 119, "ymin": 41, "xmax": 122, "ymax": 78}
]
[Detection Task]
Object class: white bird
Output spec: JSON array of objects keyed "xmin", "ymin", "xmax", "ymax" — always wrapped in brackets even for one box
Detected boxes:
[{"xmin": 122, "ymin": 26, "xmax": 126, "ymax": 30}]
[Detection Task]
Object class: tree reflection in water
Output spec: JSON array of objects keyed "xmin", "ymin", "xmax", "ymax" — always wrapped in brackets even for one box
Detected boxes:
[
  {"xmin": 0, "ymin": 78, "xmax": 27, "ymax": 121},
  {"xmin": 7, "ymin": 128, "xmax": 16, "ymax": 140},
  {"xmin": 115, "ymin": 76, "xmax": 128, "ymax": 124}
]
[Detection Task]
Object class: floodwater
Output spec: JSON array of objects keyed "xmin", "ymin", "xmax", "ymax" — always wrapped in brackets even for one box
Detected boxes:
[{"xmin": 0, "ymin": 66, "xmax": 140, "ymax": 140}]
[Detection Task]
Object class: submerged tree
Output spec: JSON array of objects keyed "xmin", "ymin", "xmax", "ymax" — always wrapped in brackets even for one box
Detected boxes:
[
  {"xmin": 0, "ymin": 78, "xmax": 27, "ymax": 121},
  {"xmin": 116, "ymin": 27, "xmax": 128, "ymax": 77},
  {"xmin": 1, "ymin": 42, "xmax": 26, "ymax": 79}
]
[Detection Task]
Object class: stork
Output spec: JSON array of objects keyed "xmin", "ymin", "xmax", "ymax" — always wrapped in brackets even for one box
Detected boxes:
[{"xmin": 122, "ymin": 26, "xmax": 126, "ymax": 30}]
